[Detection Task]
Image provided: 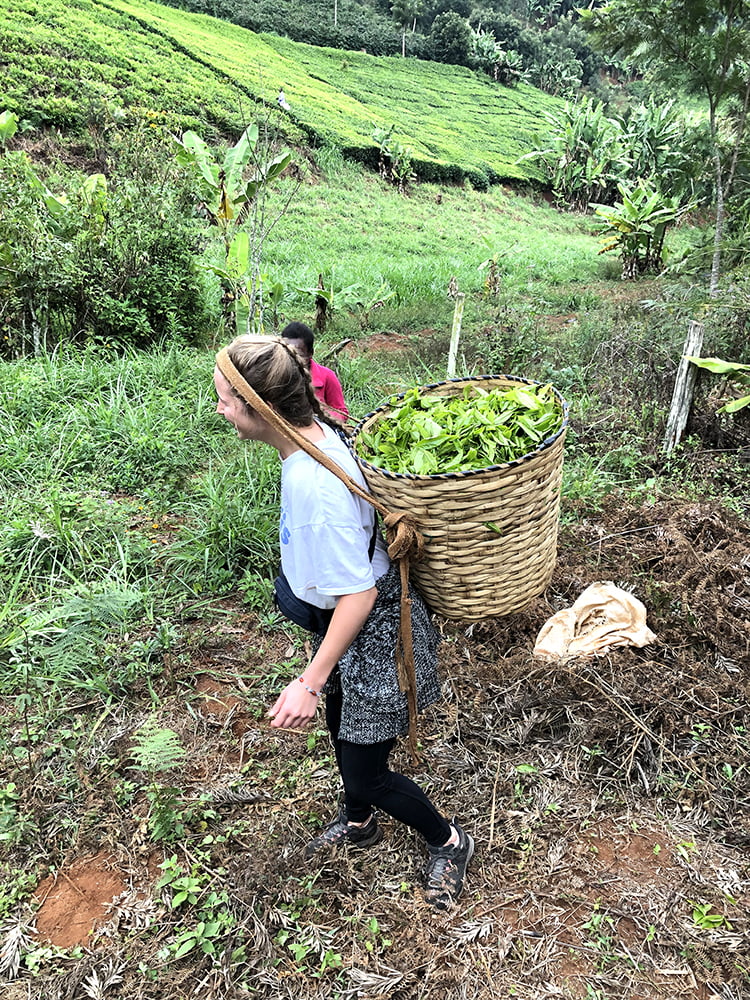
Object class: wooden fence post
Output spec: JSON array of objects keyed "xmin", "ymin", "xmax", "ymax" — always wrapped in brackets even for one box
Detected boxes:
[
  {"xmin": 662, "ymin": 319, "xmax": 705, "ymax": 455},
  {"xmin": 447, "ymin": 292, "xmax": 465, "ymax": 378}
]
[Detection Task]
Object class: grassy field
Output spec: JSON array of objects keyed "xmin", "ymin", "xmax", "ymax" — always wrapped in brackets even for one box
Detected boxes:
[
  {"xmin": 261, "ymin": 152, "xmax": 606, "ymax": 319},
  {"xmin": 1, "ymin": 0, "xmax": 559, "ymax": 184}
]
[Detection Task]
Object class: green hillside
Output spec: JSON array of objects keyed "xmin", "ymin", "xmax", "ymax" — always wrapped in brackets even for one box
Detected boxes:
[{"xmin": 1, "ymin": 0, "xmax": 560, "ymax": 186}]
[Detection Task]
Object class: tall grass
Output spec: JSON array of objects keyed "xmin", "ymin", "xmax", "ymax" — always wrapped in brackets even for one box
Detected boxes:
[
  {"xmin": 1, "ymin": 345, "xmax": 217, "ymax": 494},
  {"xmin": 263, "ymin": 165, "xmax": 605, "ymax": 324}
]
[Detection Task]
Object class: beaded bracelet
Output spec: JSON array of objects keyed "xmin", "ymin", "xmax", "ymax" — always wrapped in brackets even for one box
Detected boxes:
[{"xmin": 298, "ymin": 677, "xmax": 320, "ymax": 698}]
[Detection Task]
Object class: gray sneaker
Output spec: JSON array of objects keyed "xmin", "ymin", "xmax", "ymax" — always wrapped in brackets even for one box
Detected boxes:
[
  {"xmin": 424, "ymin": 821, "xmax": 474, "ymax": 909},
  {"xmin": 304, "ymin": 810, "xmax": 383, "ymax": 859}
]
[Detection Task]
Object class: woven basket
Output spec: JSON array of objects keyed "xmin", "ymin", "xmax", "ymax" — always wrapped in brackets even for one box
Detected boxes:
[{"xmin": 352, "ymin": 375, "xmax": 568, "ymax": 621}]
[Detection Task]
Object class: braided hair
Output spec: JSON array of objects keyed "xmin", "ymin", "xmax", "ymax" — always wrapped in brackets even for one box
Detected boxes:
[{"xmin": 224, "ymin": 335, "xmax": 345, "ymax": 431}]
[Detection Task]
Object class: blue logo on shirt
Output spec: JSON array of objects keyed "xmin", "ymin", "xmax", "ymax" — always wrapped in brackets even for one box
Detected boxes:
[{"xmin": 279, "ymin": 509, "xmax": 291, "ymax": 545}]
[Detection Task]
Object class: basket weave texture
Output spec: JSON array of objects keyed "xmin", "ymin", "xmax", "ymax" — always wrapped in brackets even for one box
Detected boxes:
[{"xmin": 352, "ymin": 375, "xmax": 568, "ymax": 621}]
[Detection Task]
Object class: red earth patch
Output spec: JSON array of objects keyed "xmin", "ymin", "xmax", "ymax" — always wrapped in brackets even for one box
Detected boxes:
[{"xmin": 34, "ymin": 852, "xmax": 127, "ymax": 948}]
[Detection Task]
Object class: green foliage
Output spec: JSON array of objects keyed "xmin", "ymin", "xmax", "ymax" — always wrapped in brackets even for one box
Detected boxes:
[
  {"xmin": 430, "ymin": 11, "xmax": 472, "ymax": 65},
  {"xmin": 0, "ymin": 110, "xmax": 19, "ymax": 145},
  {"xmin": 155, "ymin": 855, "xmax": 243, "ymax": 962},
  {"xmin": 0, "ymin": 349, "xmax": 216, "ymax": 496},
  {"xmin": 582, "ymin": 0, "xmax": 750, "ymax": 292},
  {"xmin": 391, "ymin": 0, "xmax": 422, "ymax": 58},
  {"xmin": 356, "ymin": 382, "xmax": 564, "ymax": 474},
  {"xmin": 690, "ymin": 901, "xmax": 733, "ymax": 931},
  {"xmin": 131, "ymin": 718, "xmax": 187, "ymax": 774},
  {"xmin": 594, "ymin": 181, "xmax": 693, "ymax": 278},
  {"xmin": 372, "ymin": 124, "xmax": 415, "ymax": 192},
  {"xmin": 232, "ymin": 0, "xmax": 406, "ymax": 55},
  {"xmin": 164, "ymin": 448, "xmax": 281, "ymax": 594},
  {"xmin": 265, "ymin": 170, "xmax": 600, "ymax": 315},
  {"xmin": 519, "ymin": 96, "xmax": 628, "ymax": 211},
  {"xmin": 581, "ymin": 0, "xmax": 749, "ymax": 116},
  {"xmin": 625, "ymin": 99, "xmax": 710, "ymax": 202},
  {"xmin": 174, "ymin": 124, "xmax": 293, "ymax": 335},
  {"xmin": 0, "ymin": 118, "xmax": 213, "ymax": 356},
  {"xmin": 521, "ymin": 96, "xmax": 707, "ymax": 212},
  {"xmin": 159, "ymin": 0, "xmax": 607, "ymax": 99},
  {"xmin": 686, "ymin": 356, "xmax": 750, "ymax": 413},
  {"xmin": 470, "ymin": 28, "xmax": 523, "ymax": 85},
  {"xmin": 173, "ymin": 126, "xmax": 291, "ymax": 234},
  {"xmin": 0, "ymin": 585, "xmax": 148, "ymax": 721},
  {"xmin": 131, "ymin": 719, "xmax": 193, "ymax": 841},
  {"xmin": 0, "ymin": 783, "xmax": 21, "ymax": 844}
]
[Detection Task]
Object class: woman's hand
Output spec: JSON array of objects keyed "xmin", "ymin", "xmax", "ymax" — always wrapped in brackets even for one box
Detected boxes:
[
  {"xmin": 268, "ymin": 678, "xmax": 319, "ymax": 729},
  {"xmin": 268, "ymin": 587, "xmax": 378, "ymax": 731}
]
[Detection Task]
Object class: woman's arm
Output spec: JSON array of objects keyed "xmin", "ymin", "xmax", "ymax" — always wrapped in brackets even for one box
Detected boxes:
[{"xmin": 268, "ymin": 587, "xmax": 378, "ymax": 729}]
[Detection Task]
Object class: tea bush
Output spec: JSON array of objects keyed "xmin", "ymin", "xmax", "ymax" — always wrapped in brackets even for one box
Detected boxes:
[{"xmin": 2, "ymin": 0, "xmax": 557, "ymax": 184}]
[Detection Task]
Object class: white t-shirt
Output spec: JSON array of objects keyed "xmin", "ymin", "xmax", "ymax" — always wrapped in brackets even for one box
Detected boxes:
[{"xmin": 280, "ymin": 423, "xmax": 390, "ymax": 609}]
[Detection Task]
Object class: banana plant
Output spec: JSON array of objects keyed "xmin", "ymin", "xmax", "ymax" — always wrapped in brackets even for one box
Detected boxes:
[
  {"xmin": 518, "ymin": 97, "xmax": 628, "ymax": 210},
  {"xmin": 593, "ymin": 181, "xmax": 693, "ymax": 279},
  {"xmin": 685, "ymin": 357, "xmax": 750, "ymax": 413},
  {"xmin": 372, "ymin": 125, "xmax": 415, "ymax": 193},
  {"xmin": 173, "ymin": 126, "xmax": 292, "ymax": 334},
  {"xmin": 174, "ymin": 126, "xmax": 291, "ymax": 250},
  {"xmin": 0, "ymin": 109, "xmax": 18, "ymax": 145}
]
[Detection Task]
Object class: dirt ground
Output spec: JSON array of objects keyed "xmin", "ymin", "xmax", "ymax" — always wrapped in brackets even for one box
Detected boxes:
[{"xmin": 15, "ymin": 492, "xmax": 748, "ymax": 1000}]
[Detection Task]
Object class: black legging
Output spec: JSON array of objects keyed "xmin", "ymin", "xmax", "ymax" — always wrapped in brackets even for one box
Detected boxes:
[{"xmin": 325, "ymin": 686, "xmax": 452, "ymax": 848}]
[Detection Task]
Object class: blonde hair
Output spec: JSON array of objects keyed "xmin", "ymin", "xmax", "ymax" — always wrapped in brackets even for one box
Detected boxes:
[{"xmin": 224, "ymin": 335, "xmax": 340, "ymax": 428}]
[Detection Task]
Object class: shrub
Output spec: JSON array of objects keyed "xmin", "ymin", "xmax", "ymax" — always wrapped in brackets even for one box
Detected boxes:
[
  {"xmin": 430, "ymin": 11, "xmax": 472, "ymax": 66},
  {"xmin": 464, "ymin": 167, "xmax": 490, "ymax": 192},
  {"xmin": 0, "ymin": 122, "xmax": 214, "ymax": 356}
]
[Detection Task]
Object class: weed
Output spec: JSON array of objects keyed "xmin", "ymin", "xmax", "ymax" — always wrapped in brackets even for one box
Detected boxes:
[
  {"xmin": 674, "ymin": 841, "xmax": 697, "ymax": 864},
  {"xmin": 362, "ymin": 916, "xmax": 392, "ymax": 952},
  {"xmin": 690, "ymin": 901, "xmax": 733, "ymax": 932},
  {"xmin": 238, "ymin": 570, "xmax": 274, "ymax": 610},
  {"xmin": 130, "ymin": 719, "xmax": 189, "ymax": 842},
  {"xmin": 157, "ymin": 855, "xmax": 207, "ymax": 908},
  {"xmin": 584, "ymin": 986, "xmax": 608, "ymax": 1000},
  {"xmin": 272, "ymin": 874, "xmax": 346, "ymax": 980},
  {"xmin": 582, "ymin": 904, "xmax": 631, "ymax": 971},
  {"xmin": 155, "ymin": 856, "xmax": 243, "ymax": 964}
]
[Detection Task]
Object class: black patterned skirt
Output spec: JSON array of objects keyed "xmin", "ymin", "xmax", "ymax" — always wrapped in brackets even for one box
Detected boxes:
[{"xmin": 315, "ymin": 564, "xmax": 441, "ymax": 744}]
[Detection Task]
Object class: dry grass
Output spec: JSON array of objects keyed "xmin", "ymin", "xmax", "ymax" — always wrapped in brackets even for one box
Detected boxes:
[{"xmin": 2, "ymin": 497, "xmax": 748, "ymax": 1000}]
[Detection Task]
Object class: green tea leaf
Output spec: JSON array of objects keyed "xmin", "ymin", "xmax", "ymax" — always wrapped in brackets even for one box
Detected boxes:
[{"xmin": 357, "ymin": 383, "xmax": 563, "ymax": 474}]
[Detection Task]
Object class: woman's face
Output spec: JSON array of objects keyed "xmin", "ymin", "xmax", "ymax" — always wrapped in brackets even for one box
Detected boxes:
[{"xmin": 213, "ymin": 367, "xmax": 263, "ymax": 440}]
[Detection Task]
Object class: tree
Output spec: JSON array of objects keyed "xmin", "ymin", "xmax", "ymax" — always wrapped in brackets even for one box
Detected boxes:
[
  {"xmin": 581, "ymin": 0, "xmax": 750, "ymax": 296},
  {"xmin": 430, "ymin": 10, "xmax": 472, "ymax": 65},
  {"xmin": 391, "ymin": 0, "xmax": 422, "ymax": 57}
]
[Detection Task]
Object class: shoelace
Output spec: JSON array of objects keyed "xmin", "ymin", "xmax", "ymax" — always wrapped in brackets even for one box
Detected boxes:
[
  {"xmin": 320, "ymin": 819, "xmax": 348, "ymax": 842},
  {"xmin": 426, "ymin": 853, "xmax": 457, "ymax": 888}
]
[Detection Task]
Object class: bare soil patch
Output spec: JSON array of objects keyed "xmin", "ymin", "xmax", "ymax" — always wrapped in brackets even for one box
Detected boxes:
[{"xmin": 34, "ymin": 853, "xmax": 128, "ymax": 949}]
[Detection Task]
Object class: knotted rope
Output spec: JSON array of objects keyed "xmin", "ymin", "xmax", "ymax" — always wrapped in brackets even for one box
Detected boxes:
[{"xmin": 216, "ymin": 347, "xmax": 424, "ymax": 761}]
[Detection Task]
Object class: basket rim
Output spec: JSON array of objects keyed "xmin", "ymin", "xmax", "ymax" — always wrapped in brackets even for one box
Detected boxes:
[{"xmin": 351, "ymin": 373, "xmax": 569, "ymax": 482}]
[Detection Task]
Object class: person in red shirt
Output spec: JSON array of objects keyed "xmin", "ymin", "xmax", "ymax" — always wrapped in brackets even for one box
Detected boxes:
[{"xmin": 281, "ymin": 321, "xmax": 349, "ymax": 422}]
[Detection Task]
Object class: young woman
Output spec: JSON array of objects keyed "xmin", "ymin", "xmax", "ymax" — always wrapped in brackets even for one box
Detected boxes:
[{"xmin": 213, "ymin": 334, "xmax": 473, "ymax": 909}]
